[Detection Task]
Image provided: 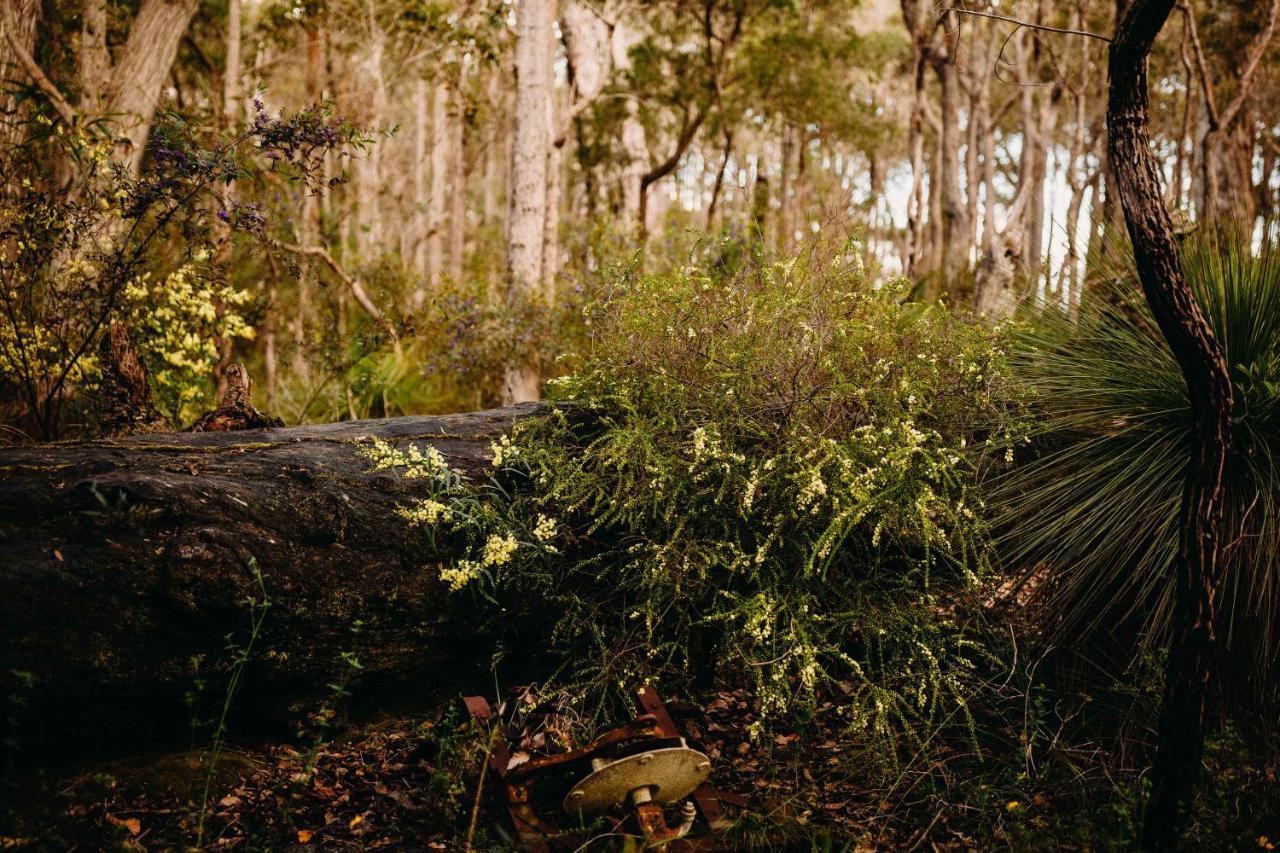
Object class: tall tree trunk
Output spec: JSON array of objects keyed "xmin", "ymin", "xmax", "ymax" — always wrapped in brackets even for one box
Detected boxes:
[
  {"xmin": 1107, "ymin": 2, "xmax": 1234, "ymax": 848},
  {"xmin": 542, "ymin": 136, "xmax": 562, "ymax": 301},
  {"xmin": 904, "ymin": 36, "xmax": 927, "ymax": 277},
  {"xmin": 448, "ymin": 78, "xmax": 467, "ymax": 284},
  {"xmin": 926, "ymin": 136, "xmax": 945, "ymax": 280},
  {"xmin": 778, "ymin": 125, "xmax": 794, "ymax": 252},
  {"xmin": 619, "ymin": 99, "xmax": 648, "ymax": 230},
  {"xmin": 933, "ymin": 48, "xmax": 969, "ymax": 290},
  {"xmin": 426, "ymin": 80, "xmax": 449, "ymax": 293},
  {"xmin": 0, "ymin": 0, "xmax": 41, "ymax": 154},
  {"xmin": 223, "ymin": 0, "xmax": 242, "ymax": 131},
  {"xmin": 706, "ymin": 128, "xmax": 734, "ymax": 231},
  {"xmin": 79, "ymin": 0, "xmax": 110, "ymax": 118},
  {"xmin": 412, "ymin": 78, "xmax": 429, "ymax": 278},
  {"xmin": 482, "ymin": 71, "xmax": 501, "ymax": 228},
  {"xmin": 107, "ymin": 0, "xmax": 201, "ymax": 174},
  {"xmin": 290, "ymin": 26, "xmax": 326, "ymax": 384},
  {"xmin": 356, "ymin": 9, "xmax": 386, "ymax": 258},
  {"xmin": 965, "ymin": 70, "xmax": 984, "ymax": 254},
  {"xmin": 504, "ymin": 0, "xmax": 553, "ymax": 404}
]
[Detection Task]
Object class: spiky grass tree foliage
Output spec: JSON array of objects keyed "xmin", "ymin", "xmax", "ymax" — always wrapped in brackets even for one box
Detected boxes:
[{"xmin": 996, "ymin": 230, "xmax": 1280, "ymax": 698}]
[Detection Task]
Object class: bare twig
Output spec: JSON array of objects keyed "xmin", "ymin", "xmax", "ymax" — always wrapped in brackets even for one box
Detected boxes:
[
  {"xmin": 276, "ymin": 242, "xmax": 400, "ymax": 349},
  {"xmin": 939, "ymin": 6, "xmax": 1111, "ymax": 43}
]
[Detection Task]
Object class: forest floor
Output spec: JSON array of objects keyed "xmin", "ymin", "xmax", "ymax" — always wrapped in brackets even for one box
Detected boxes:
[
  {"xmin": 3, "ymin": 679, "xmax": 1276, "ymax": 850},
  {"xmin": 0, "ymin": 681, "xmax": 1152, "ymax": 851}
]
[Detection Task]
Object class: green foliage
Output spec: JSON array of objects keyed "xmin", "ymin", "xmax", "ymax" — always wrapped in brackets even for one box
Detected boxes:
[
  {"xmin": 378, "ymin": 238, "xmax": 1026, "ymax": 752},
  {"xmin": 0, "ymin": 103, "xmax": 362, "ymax": 437},
  {"xmin": 119, "ymin": 252, "xmax": 255, "ymax": 423},
  {"xmin": 993, "ymin": 228, "xmax": 1280, "ymax": 698}
]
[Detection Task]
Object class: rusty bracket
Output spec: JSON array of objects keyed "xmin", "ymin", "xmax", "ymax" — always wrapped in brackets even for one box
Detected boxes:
[{"xmin": 461, "ymin": 687, "xmax": 747, "ymax": 848}]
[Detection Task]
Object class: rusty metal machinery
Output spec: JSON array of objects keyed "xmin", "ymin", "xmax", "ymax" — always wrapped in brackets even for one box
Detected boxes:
[{"xmin": 462, "ymin": 686, "xmax": 741, "ymax": 850}]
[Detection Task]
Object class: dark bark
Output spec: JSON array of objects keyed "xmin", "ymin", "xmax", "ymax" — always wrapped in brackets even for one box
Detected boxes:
[
  {"xmin": 187, "ymin": 363, "xmax": 283, "ymax": 432},
  {"xmin": 1106, "ymin": 2, "xmax": 1234, "ymax": 848},
  {"xmin": 96, "ymin": 322, "xmax": 168, "ymax": 438},
  {"xmin": 0, "ymin": 404, "xmax": 543, "ymax": 764}
]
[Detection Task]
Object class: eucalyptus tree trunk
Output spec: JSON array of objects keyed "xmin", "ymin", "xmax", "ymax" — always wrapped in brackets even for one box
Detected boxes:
[
  {"xmin": 1107, "ymin": 2, "xmax": 1234, "ymax": 847},
  {"xmin": 482, "ymin": 75, "xmax": 500, "ymax": 228},
  {"xmin": 356, "ymin": 9, "xmax": 386, "ymax": 258},
  {"xmin": 291, "ymin": 26, "xmax": 326, "ymax": 383},
  {"xmin": 932, "ymin": 37, "xmax": 969, "ymax": 291},
  {"xmin": 706, "ymin": 129, "xmax": 734, "ymax": 231},
  {"xmin": 504, "ymin": 0, "xmax": 553, "ymax": 404},
  {"xmin": 926, "ymin": 137, "xmax": 945, "ymax": 279},
  {"xmin": 778, "ymin": 125, "xmax": 795, "ymax": 251},
  {"xmin": 449, "ymin": 79, "xmax": 467, "ymax": 284},
  {"xmin": 223, "ymin": 0, "xmax": 243, "ymax": 130},
  {"xmin": 542, "ymin": 133, "xmax": 562, "ymax": 300},
  {"xmin": 100, "ymin": 0, "xmax": 201, "ymax": 174},
  {"xmin": 412, "ymin": 78, "xmax": 429, "ymax": 278},
  {"xmin": 1185, "ymin": 0, "xmax": 1280, "ymax": 222},
  {"xmin": 427, "ymin": 80, "xmax": 449, "ymax": 292},
  {"xmin": 0, "ymin": 0, "xmax": 40, "ymax": 154}
]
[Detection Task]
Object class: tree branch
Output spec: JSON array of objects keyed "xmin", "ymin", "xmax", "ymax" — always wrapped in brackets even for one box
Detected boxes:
[
  {"xmin": 276, "ymin": 242, "xmax": 400, "ymax": 349},
  {"xmin": 1, "ymin": 22, "xmax": 75, "ymax": 124},
  {"xmin": 1181, "ymin": 2, "xmax": 1221, "ymax": 126},
  {"xmin": 941, "ymin": 7, "xmax": 1111, "ymax": 43},
  {"xmin": 641, "ymin": 104, "xmax": 708, "ymax": 189},
  {"xmin": 1217, "ymin": 0, "xmax": 1280, "ymax": 128}
]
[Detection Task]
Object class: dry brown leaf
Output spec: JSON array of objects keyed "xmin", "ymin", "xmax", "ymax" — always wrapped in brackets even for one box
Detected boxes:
[
  {"xmin": 105, "ymin": 814, "xmax": 142, "ymax": 835},
  {"xmin": 296, "ymin": 829, "xmax": 314, "ymax": 843}
]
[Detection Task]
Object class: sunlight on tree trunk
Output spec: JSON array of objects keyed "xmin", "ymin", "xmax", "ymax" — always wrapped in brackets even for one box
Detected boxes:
[{"xmin": 504, "ymin": 0, "xmax": 553, "ymax": 404}]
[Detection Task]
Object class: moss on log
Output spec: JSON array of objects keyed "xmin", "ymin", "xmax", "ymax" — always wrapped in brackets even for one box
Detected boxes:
[{"xmin": 0, "ymin": 405, "xmax": 542, "ymax": 764}]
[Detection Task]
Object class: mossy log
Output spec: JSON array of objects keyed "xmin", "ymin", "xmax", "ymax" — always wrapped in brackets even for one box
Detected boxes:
[{"xmin": 0, "ymin": 405, "xmax": 542, "ymax": 764}]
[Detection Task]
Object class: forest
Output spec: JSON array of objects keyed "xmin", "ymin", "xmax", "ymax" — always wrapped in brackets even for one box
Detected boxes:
[{"xmin": 0, "ymin": 0, "xmax": 1278, "ymax": 849}]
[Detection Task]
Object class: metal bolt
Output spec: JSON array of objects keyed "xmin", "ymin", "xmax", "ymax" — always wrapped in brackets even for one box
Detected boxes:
[
  {"xmin": 638, "ymin": 754, "xmax": 653, "ymax": 765},
  {"xmin": 696, "ymin": 761, "xmax": 710, "ymax": 771}
]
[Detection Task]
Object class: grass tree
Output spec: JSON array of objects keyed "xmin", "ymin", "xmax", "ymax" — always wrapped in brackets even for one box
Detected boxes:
[{"xmin": 1106, "ymin": 0, "xmax": 1235, "ymax": 847}]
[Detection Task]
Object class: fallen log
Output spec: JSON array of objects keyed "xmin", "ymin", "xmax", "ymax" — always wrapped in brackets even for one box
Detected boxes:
[{"xmin": 0, "ymin": 404, "xmax": 543, "ymax": 765}]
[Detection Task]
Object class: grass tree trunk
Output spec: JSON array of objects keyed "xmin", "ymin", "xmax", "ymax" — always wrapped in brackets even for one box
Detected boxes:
[{"xmin": 1106, "ymin": 1, "xmax": 1234, "ymax": 847}]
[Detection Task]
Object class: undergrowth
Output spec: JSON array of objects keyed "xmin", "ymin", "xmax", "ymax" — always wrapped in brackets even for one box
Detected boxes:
[
  {"xmin": 370, "ymin": 236, "xmax": 1028, "ymax": 759},
  {"xmin": 994, "ymin": 228, "xmax": 1280, "ymax": 703}
]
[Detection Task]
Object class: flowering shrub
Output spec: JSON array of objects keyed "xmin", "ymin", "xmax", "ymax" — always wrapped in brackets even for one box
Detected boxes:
[
  {"xmin": 380, "ymin": 237, "xmax": 1026, "ymax": 749},
  {"xmin": 0, "ymin": 101, "xmax": 362, "ymax": 437},
  {"xmin": 118, "ymin": 252, "xmax": 254, "ymax": 421},
  {"xmin": 356, "ymin": 437, "xmax": 559, "ymax": 594}
]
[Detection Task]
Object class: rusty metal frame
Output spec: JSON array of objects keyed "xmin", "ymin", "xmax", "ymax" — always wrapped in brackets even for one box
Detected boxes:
[{"xmin": 461, "ymin": 686, "xmax": 743, "ymax": 849}]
